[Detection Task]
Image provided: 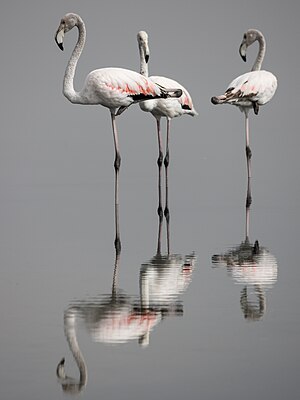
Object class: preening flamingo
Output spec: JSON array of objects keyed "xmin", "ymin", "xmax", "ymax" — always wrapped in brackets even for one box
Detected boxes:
[
  {"xmin": 211, "ymin": 29, "xmax": 277, "ymax": 181},
  {"xmin": 137, "ymin": 31, "xmax": 197, "ymax": 224},
  {"xmin": 54, "ymin": 13, "xmax": 182, "ymax": 250}
]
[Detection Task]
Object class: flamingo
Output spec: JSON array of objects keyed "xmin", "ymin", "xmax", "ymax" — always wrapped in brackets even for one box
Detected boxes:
[
  {"xmin": 211, "ymin": 29, "xmax": 277, "ymax": 181},
  {"xmin": 137, "ymin": 31, "xmax": 198, "ymax": 225},
  {"xmin": 54, "ymin": 14, "xmax": 182, "ymax": 251}
]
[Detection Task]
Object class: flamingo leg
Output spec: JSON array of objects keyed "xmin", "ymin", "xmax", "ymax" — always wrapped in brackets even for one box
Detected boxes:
[
  {"xmin": 246, "ymin": 175, "xmax": 252, "ymax": 209},
  {"xmin": 245, "ymin": 112, "xmax": 252, "ymax": 179},
  {"xmin": 111, "ymin": 112, "xmax": 121, "ymax": 255},
  {"xmin": 111, "ymin": 246, "xmax": 121, "ymax": 299},
  {"xmin": 156, "ymin": 118, "xmax": 164, "ymax": 226},
  {"xmin": 245, "ymin": 179, "xmax": 251, "ymax": 240},
  {"xmin": 164, "ymin": 118, "xmax": 171, "ymax": 255}
]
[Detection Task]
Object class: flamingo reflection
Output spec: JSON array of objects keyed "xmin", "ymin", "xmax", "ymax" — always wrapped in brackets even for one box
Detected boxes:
[
  {"xmin": 140, "ymin": 216, "xmax": 196, "ymax": 343},
  {"xmin": 212, "ymin": 181, "xmax": 278, "ymax": 321},
  {"xmin": 56, "ymin": 247, "xmax": 161, "ymax": 394},
  {"xmin": 57, "ymin": 207, "xmax": 196, "ymax": 393}
]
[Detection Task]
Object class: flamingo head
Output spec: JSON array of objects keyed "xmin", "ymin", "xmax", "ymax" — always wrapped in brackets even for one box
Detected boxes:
[
  {"xmin": 55, "ymin": 13, "xmax": 79, "ymax": 51},
  {"xmin": 239, "ymin": 29, "xmax": 262, "ymax": 62},
  {"xmin": 137, "ymin": 30, "xmax": 150, "ymax": 63}
]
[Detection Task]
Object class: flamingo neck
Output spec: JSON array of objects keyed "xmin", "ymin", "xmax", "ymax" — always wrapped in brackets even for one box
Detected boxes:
[
  {"xmin": 139, "ymin": 46, "xmax": 149, "ymax": 77},
  {"xmin": 63, "ymin": 17, "xmax": 86, "ymax": 103},
  {"xmin": 252, "ymin": 32, "xmax": 266, "ymax": 71}
]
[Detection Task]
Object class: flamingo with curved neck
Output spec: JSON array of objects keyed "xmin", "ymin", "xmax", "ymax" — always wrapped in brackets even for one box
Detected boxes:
[{"xmin": 211, "ymin": 29, "xmax": 277, "ymax": 180}]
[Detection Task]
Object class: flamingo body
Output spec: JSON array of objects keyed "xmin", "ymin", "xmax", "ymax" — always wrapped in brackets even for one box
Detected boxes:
[
  {"xmin": 213, "ymin": 70, "xmax": 277, "ymax": 112},
  {"xmin": 140, "ymin": 75, "xmax": 197, "ymax": 118},
  {"xmin": 78, "ymin": 67, "xmax": 166, "ymax": 109}
]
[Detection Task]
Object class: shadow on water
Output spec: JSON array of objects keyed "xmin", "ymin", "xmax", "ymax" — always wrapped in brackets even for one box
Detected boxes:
[
  {"xmin": 212, "ymin": 179, "xmax": 278, "ymax": 321},
  {"xmin": 56, "ymin": 168, "xmax": 197, "ymax": 394}
]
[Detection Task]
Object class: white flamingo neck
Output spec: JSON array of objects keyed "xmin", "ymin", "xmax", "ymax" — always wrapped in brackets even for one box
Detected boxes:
[
  {"xmin": 63, "ymin": 17, "xmax": 86, "ymax": 103},
  {"xmin": 252, "ymin": 32, "xmax": 266, "ymax": 71},
  {"xmin": 138, "ymin": 43, "xmax": 149, "ymax": 77}
]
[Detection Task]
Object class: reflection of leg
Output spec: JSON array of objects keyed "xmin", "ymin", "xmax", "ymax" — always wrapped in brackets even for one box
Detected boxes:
[
  {"xmin": 164, "ymin": 118, "xmax": 171, "ymax": 254},
  {"xmin": 111, "ymin": 113, "xmax": 121, "ymax": 254},
  {"xmin": 245, "ymin": 113, "xmax": 252, "ymax": 179},
  {"xmin": 156, "ymin": 118, "xmax": 163, "ymax": 225},
  {"xmin": 156, "ymin": 213, "xmax": 163, "ymax": 255}
]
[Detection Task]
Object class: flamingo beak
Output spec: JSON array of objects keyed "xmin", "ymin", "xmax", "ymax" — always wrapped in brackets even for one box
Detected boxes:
[
  {"xmin": 239, "ymin": 42, "xmax": 247, "ymax": 62},
  {"xmin": 55, "ymin": 27, "xmax": 65, "ymax": 51},
  {"xmin": 145, "ymin": 53, "xmax": 150, "ymax": 63}
]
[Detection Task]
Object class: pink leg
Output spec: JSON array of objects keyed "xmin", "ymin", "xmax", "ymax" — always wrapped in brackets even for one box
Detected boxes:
[
  {"xmin": 245, "ymin": 113, "xmax": 252, "ymax": 179},
  {"xmin": 245, "ymin": 181, "xmax": 251, "ymax": 240},
  {"xmin": 156, "ymin": 118, "xmax": 163, "ymax": 226},
  {"xmin": 111, "ymin": 112, "xmax": 121, "ymax": 254},
  {"xmin": 164, "ymin": 118, "xmax": 171, "ymax": 255},
  {"xmin": 246, "ymin": 175, "xmax": 252, "ymax": 209}
]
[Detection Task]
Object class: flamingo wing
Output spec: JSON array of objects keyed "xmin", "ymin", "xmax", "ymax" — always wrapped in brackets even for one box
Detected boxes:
[
  {"xmin": 224, "ymin": 70, "xmax": 277, "ymax": 106},
  {"xmin": 151, "ymin": 76, "xmax": 194, "ymax": 110},
  {"xmin": 99, "ymin": 68, "xmax": 165, "ymax": 98},
  {"xmin": 148, "ymin": 75, "xmax": 197, "ymax": 117},
  {"xmin": 81, "ymin": 67, "xmax": 169, "ymax": 112}
]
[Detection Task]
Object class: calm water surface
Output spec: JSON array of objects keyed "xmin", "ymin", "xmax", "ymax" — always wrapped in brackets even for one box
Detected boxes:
[{"xmin": 0, "ymin": 172, "xmax": 299, "ymax": 400}]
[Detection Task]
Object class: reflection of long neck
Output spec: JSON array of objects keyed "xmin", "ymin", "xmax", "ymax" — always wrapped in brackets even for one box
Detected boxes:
[
  {"xmin": 63, "ymin": 18, "xmax": 86, "ymax": 103},
  {"xmin": 252, "ymin": 31, "xmax": 266, "ymax": 72},
  {"xmin": 57, "ymin": 310, "xmax": 87, "ymax": 394}
]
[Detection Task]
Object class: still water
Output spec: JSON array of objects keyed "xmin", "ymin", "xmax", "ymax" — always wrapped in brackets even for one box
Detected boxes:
[{"xmin": 0, "ymin": 158, "xmax": 299, "ymax": 400}]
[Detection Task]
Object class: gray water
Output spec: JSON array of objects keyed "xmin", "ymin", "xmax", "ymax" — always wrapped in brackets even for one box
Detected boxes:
[{"xmin": 0, "ymin": 1, "xmax": 299, "ymax": 399}]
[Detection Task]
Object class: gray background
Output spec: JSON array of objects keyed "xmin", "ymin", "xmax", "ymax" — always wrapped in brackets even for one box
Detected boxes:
[{"xmin": 0, "ymin": 1, "xmax": 299, "ymax": 399}]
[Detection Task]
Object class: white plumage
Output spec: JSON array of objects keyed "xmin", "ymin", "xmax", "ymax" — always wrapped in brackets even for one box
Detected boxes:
[
  {"xmin": 139, "ymin": 75, "xmax": 197, "ymax": 118},
  {"xmin": 215, "ymin": 70, "xmax": 277, "ymax": 111}
]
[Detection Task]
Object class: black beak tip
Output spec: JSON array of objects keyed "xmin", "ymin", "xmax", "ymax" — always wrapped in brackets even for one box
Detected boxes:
[
  {"xmin": 60, "ymin": 357, "xmax": 65, "ymax": 365},
  {"xmin": 145, "ymin": 54, "xmax": 149, "ymax": 63},
  {"xmin": 241, "ymin": 55, "xmax": 246, "ymax": 62},
  {"xmin": 55, "ymin": 37, "xmax": 64, "ymax": 51}
]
